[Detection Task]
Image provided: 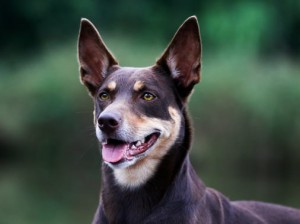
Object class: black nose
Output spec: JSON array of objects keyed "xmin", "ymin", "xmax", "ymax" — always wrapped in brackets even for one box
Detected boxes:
[{"xmin": 98, "ymin": 112, "xmax": 121, "ymax": 133}]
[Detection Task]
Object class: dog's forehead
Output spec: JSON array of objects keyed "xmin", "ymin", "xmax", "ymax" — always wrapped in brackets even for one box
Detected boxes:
[{"xmin": 104, "ymin": 67, "xmax": 164, "ymax": 90}]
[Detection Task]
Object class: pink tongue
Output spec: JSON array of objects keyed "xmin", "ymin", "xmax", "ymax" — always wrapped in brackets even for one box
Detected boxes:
[{"xmin": 102, "ymin": 143, "xmax": 128, "ymax": 163}]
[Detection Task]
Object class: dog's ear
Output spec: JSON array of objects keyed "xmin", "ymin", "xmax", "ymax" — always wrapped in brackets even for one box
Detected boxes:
[
  {"xmin": 156, "ymin": 16, "xmax": 201, "ymax": 101},
  {"xmin": 78, "ymin": 19, "xmax": 118, "ymax": 96}
]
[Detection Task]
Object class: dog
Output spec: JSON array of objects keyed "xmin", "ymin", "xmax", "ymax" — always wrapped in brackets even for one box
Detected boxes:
[{"xmin": 77, "ymin": 16, "xmax": 300, "ymax": 224}]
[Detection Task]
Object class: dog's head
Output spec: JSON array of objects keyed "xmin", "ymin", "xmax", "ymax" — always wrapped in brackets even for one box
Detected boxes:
[{"xmin": 78, "ymin": 16, "xmax": 201, "ymax": 188}]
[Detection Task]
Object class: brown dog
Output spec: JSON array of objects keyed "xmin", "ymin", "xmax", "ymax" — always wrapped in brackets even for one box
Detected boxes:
[{"xmin": 77, "ymin": 16, "xmax": 300, "ymax": 224}]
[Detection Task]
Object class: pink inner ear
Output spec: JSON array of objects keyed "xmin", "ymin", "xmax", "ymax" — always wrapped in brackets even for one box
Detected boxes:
[
  {"xmin": 164, "ymin": 24, "xmax": 201, "ymax": 86},
  {"xmin": 155, "ymin": 16, "xmax": 201, "ymax": 100},
  {"xmin": 78, "ymin": 19, "xmax": 118, "ymax": 94}
]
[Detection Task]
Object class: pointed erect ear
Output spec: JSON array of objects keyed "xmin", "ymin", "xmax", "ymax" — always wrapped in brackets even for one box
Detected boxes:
[
  {"xmin": 78, "ymin": 19, "xmax": 118, "ymax": 96},
  {"xmin": 156, "ymin": 16, "xmax": 202, "ymax": 101}
]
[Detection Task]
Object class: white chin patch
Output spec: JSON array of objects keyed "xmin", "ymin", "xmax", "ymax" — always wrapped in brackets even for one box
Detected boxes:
[{"xmin": 113, "ymin": 155, "xmax": 160, "ymax": 189}]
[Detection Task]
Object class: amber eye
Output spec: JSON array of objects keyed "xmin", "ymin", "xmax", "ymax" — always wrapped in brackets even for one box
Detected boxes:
[
  {"xmin": 142, "ymin": 92, "xmax": 156, "ymax": 101},
  {"xmin": 99, "ymin": 92, "xmax": 110, "ymax": 101}
]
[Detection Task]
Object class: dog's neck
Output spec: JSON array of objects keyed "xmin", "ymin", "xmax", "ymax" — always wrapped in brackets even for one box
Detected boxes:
[{"xmin": 99, "ymin": 111, "xmax": 206, "ymax": 223}]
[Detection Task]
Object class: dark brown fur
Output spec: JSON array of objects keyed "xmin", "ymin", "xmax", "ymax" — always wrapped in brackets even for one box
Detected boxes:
[{"xmin": 77, "ymin": 16, "xmax": 300, "ymax": 224}]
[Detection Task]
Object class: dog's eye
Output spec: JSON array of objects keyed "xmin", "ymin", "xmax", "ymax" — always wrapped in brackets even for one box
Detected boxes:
[
  {"xmin": 142, "ymin": 92, "xmax": 156, "ymax": 101},
  {"xmin": 99, "ymin": 92, "xmax": 110, "ymax": 101}
]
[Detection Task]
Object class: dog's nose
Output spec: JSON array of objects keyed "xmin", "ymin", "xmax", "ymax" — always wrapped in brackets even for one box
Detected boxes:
[{"xmin": 98, "ymin": 113, "xmax": 121, "ymax": 133}]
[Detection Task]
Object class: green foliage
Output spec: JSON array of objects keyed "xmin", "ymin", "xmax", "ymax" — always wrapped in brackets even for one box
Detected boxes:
[
  {"xmin": 202, "ymin": 2, "xmax": 274, "ymax": 53},
  {"xmin": 1, "ymin": 0, "xmax": 300, "ymax": 57}
]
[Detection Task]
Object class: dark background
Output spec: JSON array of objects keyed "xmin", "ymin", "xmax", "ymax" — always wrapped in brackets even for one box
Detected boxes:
[{"xmin": 1, "ymin": 0, "xmax": 300, "ymax": 223}]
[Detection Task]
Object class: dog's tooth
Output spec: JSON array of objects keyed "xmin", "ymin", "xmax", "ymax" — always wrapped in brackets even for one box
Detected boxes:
[
  {"xmin": 141, "ymin": 138, "xmax": 145, "ymax": 144},
  {"xmin": 131, "ymin": 144, "xmax": 137, "ymax": 150},
  {"xmin": 135, "ymin": 141, "xmax": 142, "ymax": 147}
]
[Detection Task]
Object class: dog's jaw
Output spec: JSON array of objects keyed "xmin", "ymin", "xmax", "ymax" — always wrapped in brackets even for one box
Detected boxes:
[
  {"xmin": 101, "ymin": 132, "xmax": 161, "ymax": 168},
  {"xmin": 97, "ymin": 106, "xmax": 182, "ymax": 188}
]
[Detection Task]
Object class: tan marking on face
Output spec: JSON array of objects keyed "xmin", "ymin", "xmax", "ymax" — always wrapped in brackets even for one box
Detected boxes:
[
  {"xmin": 113, "ymin": 106, "xmax": 182, "ymax": 188},
  {"xmin": 133, "ymin": 80, "xmax": 144, "ymax": 91},
  {"xmin": 107, "ymin": 81, "xmax": 116, "ymax": 91}
]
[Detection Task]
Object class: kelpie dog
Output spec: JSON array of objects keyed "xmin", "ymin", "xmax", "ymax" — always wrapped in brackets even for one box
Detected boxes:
[{"xmin": 77, "ymin": 16, "xmax": 300, "ymax": 224}]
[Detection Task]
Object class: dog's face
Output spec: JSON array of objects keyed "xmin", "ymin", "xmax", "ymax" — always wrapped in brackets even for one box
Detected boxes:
[
  {"xmin": 94, "ymin": 67, "xmax": 180, "ymax": 167},
  {"xmin": 78, "ymin": 17, "xmax": 201, "ymax": 188}
]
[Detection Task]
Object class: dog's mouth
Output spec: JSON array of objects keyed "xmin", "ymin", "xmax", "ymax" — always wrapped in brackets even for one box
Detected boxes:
[{"xmin": 101, "ymin": 132, "xmax": 160, "ymax": 165}]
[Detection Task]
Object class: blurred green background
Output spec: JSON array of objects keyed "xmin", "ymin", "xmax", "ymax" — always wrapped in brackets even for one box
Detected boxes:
[{"xmin": 1, "ymin": 0, "xmax": 300, "ymax": 223}]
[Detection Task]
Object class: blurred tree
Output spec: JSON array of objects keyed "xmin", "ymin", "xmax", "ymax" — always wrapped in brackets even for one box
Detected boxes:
[{"xmin": 1, "ymin": 0, "xmax": 299, "ymax": 58}]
